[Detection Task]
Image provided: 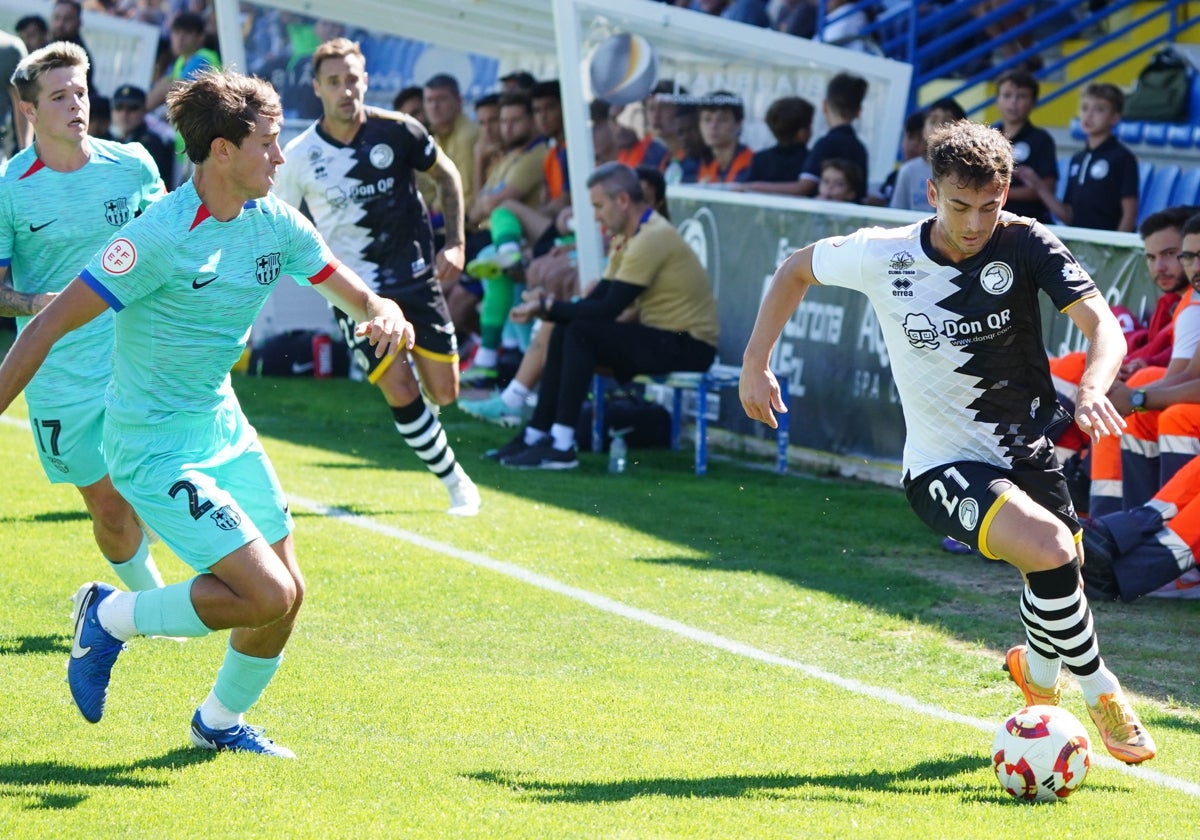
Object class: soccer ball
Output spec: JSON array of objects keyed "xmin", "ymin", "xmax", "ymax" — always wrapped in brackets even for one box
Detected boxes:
[
  {"xmin": 587, "ymin": 32, "xmax": 659, "ymax": 107},
  {"xmin": 992, "ymin": 705, "xmax": 1091, "ymax": 802}
]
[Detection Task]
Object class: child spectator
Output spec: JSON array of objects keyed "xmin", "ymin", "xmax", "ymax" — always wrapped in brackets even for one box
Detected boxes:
[
  {"xmin": 738, "ymin": 95, "xmax": 814, "ymax": 194},
  {"xmin": 796, "ymin": 72, "xmax": 868, "ymax": 197},
  {"xmin": 889, "ymin": 98, "xmax": 966, "ymax": 211},
  {"xmin": 1017, "ymin": 82, "xmax": 1139, "ymax": 232},
  {"xmin": 866, "ymin": 108, "xmax": 925, "ymax": 207},
  {"xmin": 687, "ymin": 91, "xmax": 753, "ymax": 185},
  {"xmin": 993, "ymin": 69, "xmax": 1057, "ymax": 223},
  {"xmin": 816, "ymin": 157, "xmax": 864, "ymax": 203}
]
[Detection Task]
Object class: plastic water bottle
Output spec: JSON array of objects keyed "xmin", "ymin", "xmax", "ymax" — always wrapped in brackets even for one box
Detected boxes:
[{"xmin": 608, "ymin": 428, "xmax": 630, "ymax": 474}]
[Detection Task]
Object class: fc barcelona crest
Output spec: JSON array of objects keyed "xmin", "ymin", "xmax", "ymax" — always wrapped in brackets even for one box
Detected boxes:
[
  {"xmin": 104, "ymin": 197, "xmax": 131, "ymax": 226},
  {"xmin": 256, "ymin": 252, "xmax": 282, "ymax": 286},
  {"xmin": 210, "ymin": 505, "xmax": 242, "ymax": 531}
]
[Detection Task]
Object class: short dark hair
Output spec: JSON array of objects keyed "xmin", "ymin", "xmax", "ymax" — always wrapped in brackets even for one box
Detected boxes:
[
  {"xmin": 474, "ymin": 92, "xmax": 500, "ymax": 111},
  {"xmin": 424, "ymin": 73, "xmax": 460, "ymax": 96},
  {"xmin": 927, "ymin": 121, "xmax": 1013, "ymax": 190},
  {"xmin": 531, "ymin": 79, "xmax": 561, "ymax": 102},
  {"xmin": 995, "ymin": 69, "xmax": 1040, "ymax": 102},
  {"xmin": 586, "ymin": 161, "xmax": 644, "ymax": 202},
  {"xmin": 16, "ymin": 14, "xmax": 48, "ymax": 35},
  {"xmin": 1083, "ymin": 82, "xmax": 1124, "ymax": 115},
  {"xmin": 170, "ymin": 11, "xmax": 206, "ymax": 34},
  {"xmin": 1180, "ymin": 211, "xmax": 1200, "ymax": 239},
  {"xmin": 925, "ymin": 97, "xmax": 967, "ymax": 122},
  {"xmin": 825, "ymin": 72, "xmax": 868, "ymax": 119},
  {"xmin": 821, "ymin": 157, "xmax": 864, "ymax": 200},
  {"xmin": 497, "ymin": 91, "xmax": 532, "ymax": 114},
  {"xmin": 698, "ymin": 89, "xmax": 743, "ymax": 123},
  {"xmin": 903, "ymin": 109, "xmax": 927, "ymax": 136},
  {"xmin": 764, "ymin": 96, "xmax": 813, "ymax": 144},
  {"xmin": 393, "ymin": 85, "xmax": 423, "ymax": 111},
  {"xmin": 1140, "ymin": 205, "xmax": 1200, "ymax": 239},
  {"xmin": 500, "ymin": 70, "xmax": 536, "ymax": 91},
  {"xmin": 635, "ymin": 164, "xmax": 668, "ymax": 219}
]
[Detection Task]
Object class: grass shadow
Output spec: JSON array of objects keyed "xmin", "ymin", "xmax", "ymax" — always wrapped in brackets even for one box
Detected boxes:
[
  {"xmin": 0, "ymin": 633, "xmax": 69, "ymax": 656},
  {"xmin": 0, "ymin": 748, "xmax": 215, "ymax": 810}
]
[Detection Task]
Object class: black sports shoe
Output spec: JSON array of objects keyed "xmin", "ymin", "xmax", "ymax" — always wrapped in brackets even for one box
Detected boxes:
[
  {"xmin": 484, "ymin": 432, "xmax": 530, "ymax": 462},
  {"xmin": 500, "ymin": 442, "xmax": 579, "ymax": 470}
]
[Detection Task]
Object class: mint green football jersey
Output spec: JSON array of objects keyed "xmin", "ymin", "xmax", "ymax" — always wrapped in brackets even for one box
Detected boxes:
[
  {"xmin": 81, "ymin": 180, "xmax": 336, "ymax": 431},
  {"xmin": 0, "ymin": 138, "xmax": 165, "ymax": 408}
]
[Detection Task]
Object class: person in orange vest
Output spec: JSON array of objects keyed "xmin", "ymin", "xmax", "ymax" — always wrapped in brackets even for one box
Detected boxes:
[{"xmin": 686, "ymin": 90, "xmax": 753, "ymax": 185}]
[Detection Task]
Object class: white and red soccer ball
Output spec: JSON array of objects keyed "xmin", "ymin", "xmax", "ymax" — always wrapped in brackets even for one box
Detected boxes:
[{"xmin": 992, "ymin": 705, "xmax": 1091, "ymax": 802}]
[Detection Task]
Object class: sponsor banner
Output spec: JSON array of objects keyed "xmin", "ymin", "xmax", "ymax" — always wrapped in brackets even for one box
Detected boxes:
[{"xmin": 669, "ymin": 188, "xmax": 1148, "ymax": 468}]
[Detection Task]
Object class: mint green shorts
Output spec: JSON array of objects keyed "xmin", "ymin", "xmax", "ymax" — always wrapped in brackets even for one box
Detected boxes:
[
  {"xmin": 103, "ymin": 402, "xmax": 293, "ymax": 571},
  {"xmin": 26, "ymin": 399, "xmax": 109, "ymax": 487}
]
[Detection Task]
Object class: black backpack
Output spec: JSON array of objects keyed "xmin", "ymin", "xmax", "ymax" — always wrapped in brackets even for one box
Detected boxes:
[{"xmin": 1123, "ymin": 48, "xmax": 1191, "ymax": 123}]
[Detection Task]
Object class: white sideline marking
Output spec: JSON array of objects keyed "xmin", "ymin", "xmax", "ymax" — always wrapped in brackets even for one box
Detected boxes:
[{"xmin": 290, "ymin": 494, "xmax": 1200, "ymax": 800}]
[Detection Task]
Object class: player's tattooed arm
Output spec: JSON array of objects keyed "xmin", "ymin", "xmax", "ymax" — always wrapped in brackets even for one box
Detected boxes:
[
  {"xmin": 0, "ymin": 276, "xmax": 55, "ymax": 317},
  {"xmin": 431, "ymin": 151, "xmax": 466, "ymax": 250}
]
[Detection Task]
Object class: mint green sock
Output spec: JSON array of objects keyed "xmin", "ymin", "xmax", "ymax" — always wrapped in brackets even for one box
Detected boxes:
[
  {"xmin": 213, "ymin": 641, "xmax": 283, "ymax": 713},
  {"xmin": 488, "ymin": 206, "xmax": 522, "ymax": 245},
  {"xmin": 106, "ymin": 533, "xmax": 164, "ymax": 591},
  {"xmin": 479, "ymin": 274, "xmax": 515, "ymax": 350},
  {"xmin": 132, "ymin": 579, "xmax": 212, "ymax": 637}
]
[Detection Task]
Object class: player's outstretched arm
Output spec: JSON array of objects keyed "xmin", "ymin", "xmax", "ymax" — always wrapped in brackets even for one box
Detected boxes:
[
  {"xmin": 0, "ymin": 277, "xmax": 108, "ymax": 414},
  {"xmin": 314, "ymin": 264, "xmax": 415, "ymax": 358},
  {"xmin": 741, "ymin": 244, "xmax": 817, "ymax": 429},
  {"xmin": 1070, "ymin": 293, "xmax": 1128, "ymax": 442}
]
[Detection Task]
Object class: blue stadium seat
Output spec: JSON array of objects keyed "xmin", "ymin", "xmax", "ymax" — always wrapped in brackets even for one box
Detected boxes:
[
  {"xmin": 1138, "ymin": 160, "xmax": 1154, "ymax": 206},
  {"xmin": 1168, "ymin": 124, "xmax": 1193, "ymax": 148},
  {"xmin": 1140, "ymin": 163, "xmax": 1180, "ymax": 224},
  {"xmin": 1056, "ymin": 155, "xmax": 1071, "ymax": 199},
  {"xmin": 1169, "ymin": 167, "xmax": 1200, "ymax": 207},
  {"xmin": 1117, "ymin": 121, "xmax": 1144, "ymax": 144},
  {"xmin": 1142, "ymin": 122, "xmax": 1168, "ymax": 146},
  {"xmin": 1069, "ymin": 117, "xmax": 1085, "ymax": 142},
  {"xmin": 1194, "ymin": 125, "xmax": 1200, "ymax": 149}
]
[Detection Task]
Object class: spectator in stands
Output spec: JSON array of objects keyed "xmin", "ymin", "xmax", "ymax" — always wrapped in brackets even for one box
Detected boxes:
[
  {"xmin": 1017, "ymin": 82, "xmax": 1138, "ymax": 232},
  {"xmin": 146, "ymin": 12, "xmax": 221, "ymax": 111},
  {"xmin": 816, "ymin": 157, "xmax": 864, "ymax": 203},
  {"xmin": 1081, "ymin": 453, "xmax": 1200, "ymax": 602},
  {"xmin": 110, "ymin": 83, "xmax": 176, "ymax": 190},
  {"xmin": 1086, "ymin": 208, "xmax": 1200, "ymax": 517},
  {"xmin": 492, "ymin": 162, "xmax": 718, "ymax": 469},
  {"xmin": 651, "ymin": 88, "xmax": 703, "ymax": 185},
  {"xmin": 456, "ymin": 91, "xmax": 548, "ymax": 386},
  {"xmin": 0, "ymin": 29, "xmax": 30, "ymax": 163},
  {"xmin": 15, "ymin": 15, "xmax": 49, "ymax": 55},
  {"xmin": 499, "ymin": 70, "xmax": 536, "ymax": 94},
  {"xmin": 460, "ymin": 164, "xmax": 665, "ymax": 430},
  {"xmin": 772, "ymin": 0, "xmax": 817, "ymax": 38},
  {"xmin": 687, "ymin": 91, "xmax": 753, "ymax": 185},
  {"xmin": 889, "ymin": 97, "xmax": 966, "ymax": 211},
  {"xmin": 49, "ymin": 1, "xmax": 95, "ymax": 88},
  {"xmin": 1097, "ymin": 214, "xmax": 1200, "ymax": 509},
  {"xmin": 993, "ymin": 70, "xmax": 1057, "ymax": 224},
  {"xmin": 794, "ymin": 72, "xmax": 868, "ymax": 198},
  {"xmin": 393, "ymin": 86, "xmax": 426, "ymax": 123},
  {"xmin": 615, "ymin": 83, "xmax": 672, "ymax": 171},
  {"xmin": 866, "ymin": 108, "xmax": 925, "ymax": 207},
  {"xmin": 425, "ymin": 73, "xmax": 480, "ymax": 211},
  {"xmin": 472, "ymin": 92, "xmax": 504, "ymax": 188},
  {"xmin": 817, "ymin": 0, "xmax": 879, "ymax": 53},
  {"xmin": 737, "ymin": 95, "xmax": 813, "ymax": 194},
  {"xmin": 692, "ymin": 0, "xmax": 770, "ymax": 27}
]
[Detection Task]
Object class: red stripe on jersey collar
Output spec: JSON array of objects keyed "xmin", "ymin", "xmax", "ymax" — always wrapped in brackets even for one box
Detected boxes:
[
  {"xmin": 189, "ymin": 204, "xmax": 212, "ymax": 231},
  {"xmin": 18, "ymin": 158, "xmax": 46, "ymax": 180}
]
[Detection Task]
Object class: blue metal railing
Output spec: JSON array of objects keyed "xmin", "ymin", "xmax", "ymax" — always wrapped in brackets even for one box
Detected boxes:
[{"xmin": 809, "ymin": 0, "xmax": 1196, "ymax": 120}]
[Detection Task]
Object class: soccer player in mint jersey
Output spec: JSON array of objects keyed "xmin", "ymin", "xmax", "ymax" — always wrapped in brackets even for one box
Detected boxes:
[
  {"xmin": 274, "ymin": 37, "xmax": 481, "ymax": 517},
  {"xmin": 741, "ymin": 121, "xmax": 1155, "ymax": 765},
  {"xmin": 0, "ymin": 41, "xmax": 167, "ymax": 592},
  {"xmin": 0, "ymin": 69, "xmax": 414, "ymax": 758}
]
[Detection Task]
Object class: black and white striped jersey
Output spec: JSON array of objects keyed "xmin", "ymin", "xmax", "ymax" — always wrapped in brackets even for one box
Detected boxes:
[{"xmin": 811, "ymin": 214, "xmax": 1097, "ymax": 478}]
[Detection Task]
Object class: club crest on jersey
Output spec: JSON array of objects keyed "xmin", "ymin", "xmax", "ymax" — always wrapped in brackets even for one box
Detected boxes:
[
  {"xmin": 369, "ymin": 143, "xmax": 394, "ymax": 169},
  {"xmin": 958, "ymin": 497, "xmax": 980, "ymax": 530},
  {"xmin": 889, "ymin": 250, "xmax": 915, "ymax": 271},
  {"xmin": 256, "ymin": 252, "xmax": 282, "ymax": 286},
  {"xmin": 980, "ymin": 261, "xmax": 1014, "ymax": 295},
  {"xmin": 210, "ymin": 505, "xmax": 242, "ymax": 531},
  {"xmin": 903, "ymin": 313, "xmax": 939, "ymax": 349},
  {"xmin": 104, "ymin": 197, "xmax": 131, "ymax": 226},
  {"xmin": 101, "ymin": 238, "xmax": 137, "ymax": 274}
]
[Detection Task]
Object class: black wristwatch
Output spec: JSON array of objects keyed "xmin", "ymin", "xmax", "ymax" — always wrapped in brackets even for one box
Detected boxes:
[{"xmin": 1131, "ymin": 389, "xmax": 1148, "ymax": 412}]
